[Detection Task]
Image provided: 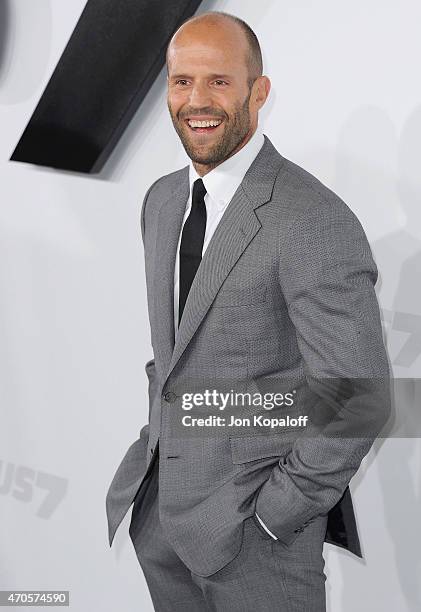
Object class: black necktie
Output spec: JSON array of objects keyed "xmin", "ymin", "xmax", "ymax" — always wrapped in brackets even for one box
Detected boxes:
[{"xmin": 178, "ymin": 178, "xmax": 207, "ymax": 326}]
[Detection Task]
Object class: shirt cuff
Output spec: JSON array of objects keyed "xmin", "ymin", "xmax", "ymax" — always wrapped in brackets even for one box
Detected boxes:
[{"xmin": 255, "ymin": 512, "xmax": 278, "ymax": 540}]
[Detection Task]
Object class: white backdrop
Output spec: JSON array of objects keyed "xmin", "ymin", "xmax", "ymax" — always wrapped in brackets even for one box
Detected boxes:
[{"xmin": 1, "ymin": 1, "xmax": 420, "ymax": 610}]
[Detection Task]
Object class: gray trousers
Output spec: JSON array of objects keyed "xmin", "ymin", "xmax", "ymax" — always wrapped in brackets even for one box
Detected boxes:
[{"xmin": 129, "ymin": 452, "xmax": 328, "ymax": 612}]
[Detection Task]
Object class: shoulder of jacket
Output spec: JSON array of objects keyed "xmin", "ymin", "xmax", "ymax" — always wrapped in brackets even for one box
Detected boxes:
[
  {"xmin": 274, "ymin": 156, "xmax": 360, "ymax": 225},
  {"xmin": 147, "ymin": 165, "xmax": 189, "ymax": 201}
]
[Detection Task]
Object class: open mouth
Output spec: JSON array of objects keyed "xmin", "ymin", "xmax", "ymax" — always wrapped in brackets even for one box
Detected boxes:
[{"xmin": 185, "ymin": 118, "xmax": 224, "ymax": 134}]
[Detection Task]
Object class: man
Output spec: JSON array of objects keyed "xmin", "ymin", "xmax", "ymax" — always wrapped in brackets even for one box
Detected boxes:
[{"xmin": 106, "ymin": 11, "xmax": 390, "ymax": 611}]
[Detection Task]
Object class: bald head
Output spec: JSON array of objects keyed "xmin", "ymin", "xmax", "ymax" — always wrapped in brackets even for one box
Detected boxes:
[
  {"xmin": 167, "ymin": 12, "xmax": 263, "ymax": 87},
  {"xmin": 166, "ymin": 11, "xmax": 270, "ymax": 176}
]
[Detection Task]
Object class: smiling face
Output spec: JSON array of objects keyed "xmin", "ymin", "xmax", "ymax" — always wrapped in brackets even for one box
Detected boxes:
[{"xmin": 166, "ymin": 15, "xmax": 270, "ymax": 175}]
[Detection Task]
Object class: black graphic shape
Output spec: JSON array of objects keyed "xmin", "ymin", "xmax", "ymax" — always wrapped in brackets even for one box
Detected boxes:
[{"xmin": 10, "ymin": 0, "xmax": 202, "ymax": 173}]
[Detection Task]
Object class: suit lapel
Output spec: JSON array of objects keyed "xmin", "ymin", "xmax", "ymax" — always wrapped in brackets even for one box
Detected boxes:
[
  {"xmin": 153, "ymin": 168, "xmax": 189, "ymax": 375},
  {"xmin": 168, "ymin": 188, "xmax": 260, "ymax": 377},
  {"xmin": 165, "ymin": 135, "xmax": 284, "ymax": 381}
]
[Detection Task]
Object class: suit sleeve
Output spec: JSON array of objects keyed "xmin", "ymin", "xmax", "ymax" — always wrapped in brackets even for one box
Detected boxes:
[
  {"xmin": 255, "ymin": 198, "xmax": 391, "ymax": 545},
  {"xmin": 139, "ymin": 180, "xmax": 160, "ymax": 437},
  {"xmin": 140, "ymin": 179, "xmax": 159, "ymax": 244}
]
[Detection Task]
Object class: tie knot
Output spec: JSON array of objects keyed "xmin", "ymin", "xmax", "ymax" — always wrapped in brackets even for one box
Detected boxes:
[{"xmin": 192, "ymin": 178, "xmax": 207, "ymax": 203}]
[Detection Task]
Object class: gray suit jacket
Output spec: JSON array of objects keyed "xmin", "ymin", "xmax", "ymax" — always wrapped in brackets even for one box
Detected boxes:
[{"xmin": 106, "ymin": 135, "xmax": 390, "ymax": 577}]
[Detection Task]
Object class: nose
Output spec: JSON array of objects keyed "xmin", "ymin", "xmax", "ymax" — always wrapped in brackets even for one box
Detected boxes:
[{"xmin": 188, "ymin": 81, "xmax": 212, "ymax": 107}]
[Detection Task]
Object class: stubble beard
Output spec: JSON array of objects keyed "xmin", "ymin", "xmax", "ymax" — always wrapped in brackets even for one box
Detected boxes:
[{"xmin": 169, "ymin": 90, "xmax": 252, "ymax": 168}]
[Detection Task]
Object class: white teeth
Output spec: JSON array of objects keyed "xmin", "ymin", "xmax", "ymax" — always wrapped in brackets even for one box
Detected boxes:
[{"xmin": 188, "ymin": 119, "xmax": 222, "ymax": 128}]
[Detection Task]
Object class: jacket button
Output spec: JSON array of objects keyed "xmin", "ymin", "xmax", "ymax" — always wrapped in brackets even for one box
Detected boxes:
[{"xmin": 163, "ymin": 391, "xmax": 177, "ymax": 403}]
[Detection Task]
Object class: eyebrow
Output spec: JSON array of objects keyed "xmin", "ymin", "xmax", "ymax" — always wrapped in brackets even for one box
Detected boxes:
[{"xmin": 169, "ymin": 74, "xmax": 234, "ymax": 81}]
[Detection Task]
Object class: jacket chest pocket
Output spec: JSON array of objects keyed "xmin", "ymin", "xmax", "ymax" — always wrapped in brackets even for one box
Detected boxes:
[{"xmin": 212, "ymin": 283, "xmax": 267, "ymax": 308}]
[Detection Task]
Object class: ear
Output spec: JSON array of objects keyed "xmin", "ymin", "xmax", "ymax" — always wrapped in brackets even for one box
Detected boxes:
[{"xmin": 254, "ymin": 76, "xmax": 271, "ymax": 109}]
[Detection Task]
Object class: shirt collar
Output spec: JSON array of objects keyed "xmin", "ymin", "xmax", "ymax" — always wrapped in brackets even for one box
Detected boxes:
[{"xmin": 188, "ymin": 127, "xmax": 265, "ymax": 210}]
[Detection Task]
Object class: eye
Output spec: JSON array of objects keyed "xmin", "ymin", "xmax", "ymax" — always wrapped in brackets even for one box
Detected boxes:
[
  {"xmin": 213, "ymin": 80, "xmax": 228, "ymax": 86},
  {"xmin": 175, "ymin": 79, "xmax": 190, "ymax": 86}
]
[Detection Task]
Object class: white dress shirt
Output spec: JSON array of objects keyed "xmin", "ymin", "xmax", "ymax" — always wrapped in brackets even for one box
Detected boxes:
[{"xmin": 172, "ymin": 126, "xmax": 278, "ymax": 541}]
